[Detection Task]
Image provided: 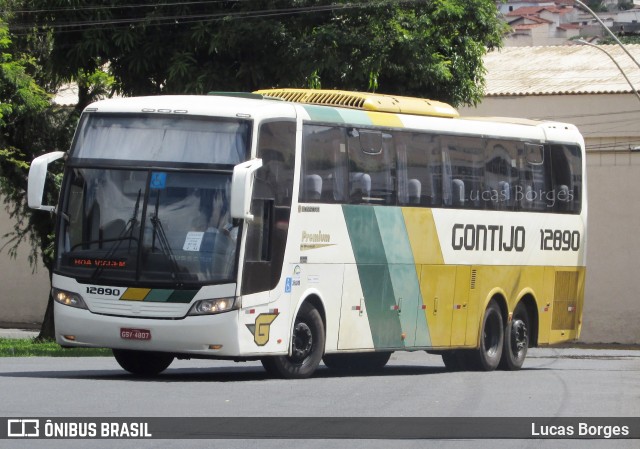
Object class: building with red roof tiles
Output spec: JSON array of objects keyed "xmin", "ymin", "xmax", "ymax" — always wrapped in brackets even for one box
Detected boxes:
[{"xmin": 503, "ymin": 2, "xmax": 580, "ymax": 46}]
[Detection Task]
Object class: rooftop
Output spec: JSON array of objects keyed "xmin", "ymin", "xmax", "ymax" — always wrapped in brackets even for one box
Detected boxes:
[{"xmin": 483, "ymin": 44, "xmax": 640, "ymax": 96}]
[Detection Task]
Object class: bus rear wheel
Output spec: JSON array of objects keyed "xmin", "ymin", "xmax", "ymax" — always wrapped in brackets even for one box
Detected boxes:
[
  {"xmin": 499, "ymin": 302, "xmax": 529, "ymax": 370},
  {"xmin": 467, "ymin": 300, "xmax": 504, "ymax": 371},
  {"xmin": 261, "ymin": 303, "xmax": 325, "ymax": 379},
  {"xmin": 323, "ymin": 352, "xmax": 392, "ymax": 373},
  {"xmin": 112, "ymin": 349, "xmax": 174, "ymax": 376}
]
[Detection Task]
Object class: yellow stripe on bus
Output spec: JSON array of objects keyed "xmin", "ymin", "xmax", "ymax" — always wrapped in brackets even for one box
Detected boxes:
[
  {"xmin": 402, "ymin": 208, "xmax": 444, "ymax": 265},
  {"xmin": 121, "ymin": 288, "xmax": 151, "ymax": 301},
  {"xmin": 365, "ymin": 111, "xmax": 404, "ymax": 128}
]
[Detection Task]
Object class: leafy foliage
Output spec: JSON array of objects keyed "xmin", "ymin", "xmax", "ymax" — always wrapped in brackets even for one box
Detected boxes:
[
  {"xmin": 584, "ymin": 0, "xmax": 608, "ymax": 12},
  {"xmin": 0, "ymin": 20, "xmax": 61, "ymax": 269},
  {"xmin": 0, "ymin": 10, "xmax": 115, "ymax": 337},
  {"xmin": 601, "ymin": 35, "xmax": 640, "ymax": 45},
  {"xmin": 13, "ymin": 0, "xmax": 507, "ymax": 106},
  {"xmin": 618, "ymin": 1, "xmax": 634, "ymax": 11}
]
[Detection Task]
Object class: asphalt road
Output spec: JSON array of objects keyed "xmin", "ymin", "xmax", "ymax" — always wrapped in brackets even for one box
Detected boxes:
[{"xmin": 1, "ymin": 348, "xmax": 638, "ymax": 449}]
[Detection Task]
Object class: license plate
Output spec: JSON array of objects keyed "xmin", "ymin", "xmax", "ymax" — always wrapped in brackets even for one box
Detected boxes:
[{"xmin": 120, "ymin": 328, "xmax": 151, "ymax": 341}]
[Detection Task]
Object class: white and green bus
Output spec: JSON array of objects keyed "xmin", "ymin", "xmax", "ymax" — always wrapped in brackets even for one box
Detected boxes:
[{"xmin": 28, "ymin": 89, "xmax": 586, "ymax": 378}]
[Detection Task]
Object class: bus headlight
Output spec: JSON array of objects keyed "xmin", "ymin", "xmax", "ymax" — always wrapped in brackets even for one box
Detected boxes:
[
  {"xmin": 188, "ymin": 297, "xmax": 236, "ymax": 316},
  {"xmin": 53, "ymin": 288, "xmax": 88, "ymax": 310}
]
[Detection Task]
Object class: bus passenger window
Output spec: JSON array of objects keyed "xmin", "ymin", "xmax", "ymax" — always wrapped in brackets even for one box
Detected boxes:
[
  {"xmin": 301, "ymin": 125, "xmax": 347, "ymax": 203},
  {"xmin": 347, "ymin": 129, "xmax": 395, "ymax": 205},
  {"xmin": 256, "ymin": 121, "xmax": 296, "ymax": 206},
  {"xmin": 485, "ymin": 141, "xmax": 518, "ymax": 211},
  {"xmin": 442, "ymin": 136, "xmax": 484, "ymax": 209},
  {"xmin": 396, "ymin": 132, "xmax": 442, "ymax": 207},
  {"xmin": 519, "ymin": 143, "xmax": 551, "ymax": 212},
  {"xmin": 549, "ymin": 144, "xmax": 582, "ymax": 214}
]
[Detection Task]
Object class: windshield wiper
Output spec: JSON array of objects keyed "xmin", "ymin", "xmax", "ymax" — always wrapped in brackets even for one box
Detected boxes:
[
  {"xmin": 89, "ymin": 189, "xmax": 142, "ymax": 280},
  {"xmin": 149, "ymin": 192, "xmax": 183, "ymax": 283}
]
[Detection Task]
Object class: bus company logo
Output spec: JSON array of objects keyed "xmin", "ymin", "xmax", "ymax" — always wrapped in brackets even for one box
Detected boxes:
[
  {"xmin": 7, "ymin": 419, "xmax": 40, "ymax": 437},
  {"xmin": 246, "ymin": 313, "xmax": 279, "ymax": 346},
  {"xmin": 451, "ymin": 224, "xmax": 526, "ymax": 252}
]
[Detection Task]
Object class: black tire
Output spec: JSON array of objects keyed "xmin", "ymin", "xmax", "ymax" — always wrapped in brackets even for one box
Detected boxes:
[
  {"xmin": 499, "ymin": 302, "xmax": 530, "ymax": 370},
  {"xmin": 323, "ymin": 352, "xmax": 392, "ymax": 373},
  {"xmin": 261, "ymin": 303, "xmax": 325, "ymax": 379},
  {"xmin": 112, "ymin": 349, "xmax": 174, "ymax": 377},
  {"xmin": 467, "ymin": 300, "xmax": 504, "ymax": 371}
]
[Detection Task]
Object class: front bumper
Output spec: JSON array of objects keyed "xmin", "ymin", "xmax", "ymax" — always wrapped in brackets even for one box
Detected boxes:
[{"xmin": 54, "ymin": 302, "xmax": 242, "ymax": 357}]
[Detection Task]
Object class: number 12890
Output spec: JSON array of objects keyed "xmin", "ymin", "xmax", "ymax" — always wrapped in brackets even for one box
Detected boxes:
[
  {"xmin": 540, "ymin": 229, "xmax": 580, "ymax": 251},
  {"xmin": 86, "ymin": 286, "xmax": 121, "ymax": 296}
]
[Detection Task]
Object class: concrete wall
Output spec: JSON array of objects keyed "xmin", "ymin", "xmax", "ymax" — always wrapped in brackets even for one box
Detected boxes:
[
  {"xmin": 583, "ymin": 152, "xmax": 640, "ymax": 344},
  {"xmin": 0, "ymin": 201, "xmax": 50, "ymax": 328},
  {"xmin": 461, "ymin": 93, "xmax": 640, "ymax": 344}
]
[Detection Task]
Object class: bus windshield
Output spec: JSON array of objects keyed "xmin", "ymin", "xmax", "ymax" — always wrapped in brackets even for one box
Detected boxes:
[
  {"xmin": 57, "ymin": 168, "xmax": 239, "ymax": 286},
  {"xmin": 55, "ymin": 113, "xmax": 251, "ymax": 286}
]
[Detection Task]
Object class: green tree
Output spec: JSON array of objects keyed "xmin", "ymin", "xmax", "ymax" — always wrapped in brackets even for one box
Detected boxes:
[
  {"xmin": 0, "ymin": 18, "xmax": 61, "ymax": 339},
  {"xmin": 0, "ymin": 18, "xmax": 55, "ymax": 267},
  {"xmin": 0, "ymin": 8, "xmax": 115, "ymax": 338},
  {"xmin": 618, "ymin": 1, "xmax": 634, "ymax": 11},
  {"xmin": 14, "ymin": 0, "xmax": 507, "ymax": 106},
  {"xmin": 585, "ymin": 1, "xmax": 607, "ymax": 12}
]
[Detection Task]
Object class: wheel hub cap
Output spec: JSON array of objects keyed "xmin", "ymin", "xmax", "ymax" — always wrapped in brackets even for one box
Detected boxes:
[
  {"xmin": 291, "ymin": 322, "xmax": 313, "ymax": 362},
  {"xmin": 511, "ymin": 319, "xmax": 528, "ymax": 355}
]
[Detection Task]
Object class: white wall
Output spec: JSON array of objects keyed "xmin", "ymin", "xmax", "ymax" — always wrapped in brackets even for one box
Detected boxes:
[
  {"xmin": 583, "ymin": 151, "xmax": 640, "ymax": 344},
  {"xmin": 0, "ymin": 200, "xmax": 50, "ymax": 328}
]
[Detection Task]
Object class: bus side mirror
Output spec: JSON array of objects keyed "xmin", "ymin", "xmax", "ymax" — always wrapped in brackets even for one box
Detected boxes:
[
  {"xmin": 230, "ymin": 158, "xmax": 263, "ymax": 221},
  {"xmin": 28, "ymin": 151, "xmax": 65, "ymax": 212}
]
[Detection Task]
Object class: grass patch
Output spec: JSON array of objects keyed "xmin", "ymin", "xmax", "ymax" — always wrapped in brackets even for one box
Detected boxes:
[{"xmin": 0, "ymin": 338, "xmax": 111, "ymax": 357}]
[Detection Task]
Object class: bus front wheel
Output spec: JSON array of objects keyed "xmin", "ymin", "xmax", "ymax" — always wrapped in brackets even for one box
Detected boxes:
[
  {"xmin": 261, "ymin": 303, "xmax": 325, "ymax": 379},
  {"xmin": 112, "ymin": 349, "xmax": 174, "ymax": 376},
  {"xmin": 499, "ymin": 302, "xmax": 529, "ymax": 370}
]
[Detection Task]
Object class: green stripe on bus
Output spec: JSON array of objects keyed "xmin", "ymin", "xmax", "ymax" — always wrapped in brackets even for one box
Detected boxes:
[
  {"xmin": 343, "ymin": 205, "xmax": 404, "ymax": 349},
  {"xmin": 144, "ymin": 289, "xmax": 174, "ymax": 302},
  {"xmin": 303, "ymin": 105, "xmax": 344, "ymax": 123},
  {"xmin": 343, "ymin": 205, "xmax": 387, "ymax": 264},
  {"xmin": 375, "ymin": 208, "xmax": 431, "ymax": 347},
  {"xmin": 374, "ymin": 208, "xmax": 414, "ymax": 264},
  {"xmin": 337, "ymin": 109, "xmax": 373, "ymax": 126},
  {"xmin": 303, "ymin": 105, "xmax": 374, "ymax": 127},
  {"xmin": 166, "ymin": 290, "xmax": 198, "ymax": 303}
]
